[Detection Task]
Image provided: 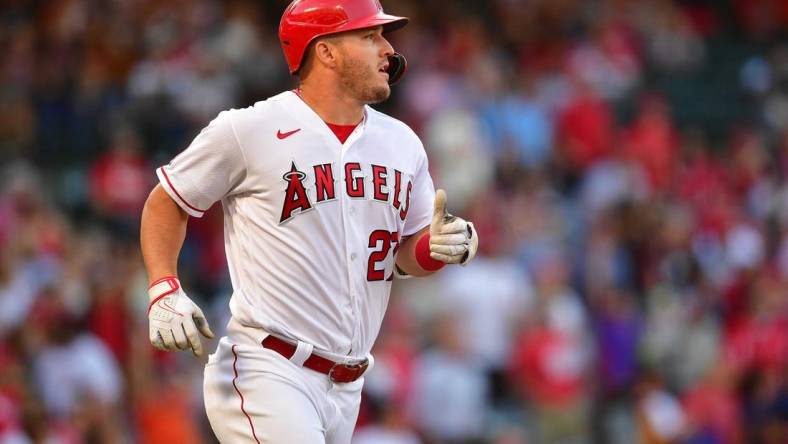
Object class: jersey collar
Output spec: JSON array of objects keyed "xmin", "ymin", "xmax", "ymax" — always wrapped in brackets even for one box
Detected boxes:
[{"xmin": 283, "ymin": 90, "xmax": 369, "ymax": 148}]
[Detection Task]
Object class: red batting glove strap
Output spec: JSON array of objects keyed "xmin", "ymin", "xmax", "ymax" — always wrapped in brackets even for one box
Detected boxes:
[
  {"xmin": 148, "ymin": 275, "xmax": 179, "ymax": 289},
  {"xmin": 147, "ymin": 276, "xmax": 180, "ymax": 315},
  {"xmin": 415, "ymin": 233, "xmax": 446, "ymax": 272}
]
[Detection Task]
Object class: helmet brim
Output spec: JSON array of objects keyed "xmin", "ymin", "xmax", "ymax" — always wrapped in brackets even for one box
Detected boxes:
[
  {"xmin": 290, "ymin": 15, "xmax": 409, "ymax": 75},
  {"xmin": 337, "ymin": 15, "xmax": 408, "ymax": 36}
]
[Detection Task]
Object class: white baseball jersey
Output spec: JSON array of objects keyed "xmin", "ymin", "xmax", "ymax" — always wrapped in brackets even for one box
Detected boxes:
[{"xmin": 157, "ymin": 90, "xmax": 435, "ymax": 359}]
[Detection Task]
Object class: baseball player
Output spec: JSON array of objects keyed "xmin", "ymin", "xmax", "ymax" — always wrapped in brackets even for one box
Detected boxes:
[{"xmin": 139, "ymin": 0, "xmax": 479, "ymax": 442}]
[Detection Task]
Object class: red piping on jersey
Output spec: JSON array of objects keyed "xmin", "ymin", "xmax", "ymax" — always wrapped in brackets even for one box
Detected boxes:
[
  {"xmin": 159, "ymin": 167, "xmax": 208, "ymax": 214},
  {"xmin": 231, "ymin": 344, "xmax": 262, "ymax": 444}
]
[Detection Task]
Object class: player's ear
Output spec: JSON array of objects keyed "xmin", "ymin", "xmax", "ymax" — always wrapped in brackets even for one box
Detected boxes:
[{"xmin": 313, "ymin": 38, "xmax": 341, "ymax": 69}]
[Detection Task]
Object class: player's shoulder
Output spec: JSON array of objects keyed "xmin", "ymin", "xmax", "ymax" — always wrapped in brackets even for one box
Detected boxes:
[
  {"xmin": 221, "ymin": 91, "xmax": 291, "ymax": 122},
  {"xmin": 365, "ymin": 106, "xmax": 423, "ymax": 148},
  {"xmin": 212, "ymin": 91, "xmax": 296, "ymax": 138}
]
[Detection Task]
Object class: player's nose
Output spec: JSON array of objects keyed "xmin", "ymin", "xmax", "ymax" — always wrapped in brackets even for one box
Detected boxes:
[{"xmin": 379, "ymin": 36, "xmax": 395, "ymax": 58}]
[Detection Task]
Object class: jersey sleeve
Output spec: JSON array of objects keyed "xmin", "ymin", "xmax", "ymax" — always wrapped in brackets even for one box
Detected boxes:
[
  {"xmin": 402, "ymin": 148, "xmax": 435, "ymax": 237},
  {"xmin": 156, "ymin": 111, "xmax": 247, "ymax": 217}
]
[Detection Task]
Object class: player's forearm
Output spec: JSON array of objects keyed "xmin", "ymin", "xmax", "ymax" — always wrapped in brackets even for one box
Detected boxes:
[
  {"xmin": 395, "ymin": 226, "xmax": 439, "ymax": 277},
  {"xmin": 140, "ymin": 184, "xmax": 189, "ymax": 284}
]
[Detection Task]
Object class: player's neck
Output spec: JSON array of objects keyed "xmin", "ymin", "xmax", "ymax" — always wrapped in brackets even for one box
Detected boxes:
[{"xmin": 296, "ymin": 82, "xmax": 364, "ymax": 125}]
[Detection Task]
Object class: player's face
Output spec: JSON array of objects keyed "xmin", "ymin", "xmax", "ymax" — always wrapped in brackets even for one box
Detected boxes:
[{"xmin": 335, "ymin": 27, "xmax": 395, "ymax": 104}]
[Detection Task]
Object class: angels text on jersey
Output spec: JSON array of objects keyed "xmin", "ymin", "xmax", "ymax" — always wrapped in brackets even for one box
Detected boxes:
[{"xmin": 280, "ymin": 161, "xmax": 412, "ymax": 224}]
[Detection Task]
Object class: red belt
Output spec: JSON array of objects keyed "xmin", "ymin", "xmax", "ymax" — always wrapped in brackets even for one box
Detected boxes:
[{"xmin": 261, "ymin": 335, "xmax": 369, "ymax": 383}]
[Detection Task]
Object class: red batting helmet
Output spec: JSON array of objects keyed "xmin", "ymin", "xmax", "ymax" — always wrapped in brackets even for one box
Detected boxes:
[{"xmin": 279, "ymin": 0, "xmax": 409, "ymax": 84}]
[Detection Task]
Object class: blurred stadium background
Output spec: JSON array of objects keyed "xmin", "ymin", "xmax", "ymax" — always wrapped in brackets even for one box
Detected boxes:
[{"xmin": 1, "ymin": 0, "xmax": 787, "ymax": 443}]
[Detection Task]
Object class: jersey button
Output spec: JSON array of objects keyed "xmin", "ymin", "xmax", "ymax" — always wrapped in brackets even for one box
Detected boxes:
[
  {"xmin": 350, "ymin": 253, "xmax": 357, "ymax": 260},
  {"xmin": 349, "ymin": 207, "xmax": 356, "ymax": 215}
]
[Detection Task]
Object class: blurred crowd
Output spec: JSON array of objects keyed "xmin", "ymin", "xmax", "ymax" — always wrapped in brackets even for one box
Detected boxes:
[{"xmin": 1, "ymin": 0, "xmax": 787, "ymax": 443}]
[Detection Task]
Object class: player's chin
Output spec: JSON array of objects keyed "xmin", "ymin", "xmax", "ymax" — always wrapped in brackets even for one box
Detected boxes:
[
  {"xmin": 374, "ymin": 72, "xmax": 391, "ymax": 98},
  {"xmin": 366, "ymin": 84, "xmax": 391, "ymax": 104},
  {"xmin": 377, "ymin": 83, "xmax": 391, "ymax": 99}
]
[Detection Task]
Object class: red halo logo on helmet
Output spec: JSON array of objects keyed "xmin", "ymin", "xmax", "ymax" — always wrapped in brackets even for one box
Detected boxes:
[{"xmin": 278, "ymin": 0, "xmax": 409, "ymax": 85}]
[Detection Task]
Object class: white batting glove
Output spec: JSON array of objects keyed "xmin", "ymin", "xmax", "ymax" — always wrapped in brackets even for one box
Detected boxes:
[
  {"xmin": 429, "ymin": 189, "xmax": 479, "ymax": 265},
  {"xmin": 147, "ymin": 276, "xmax": 214, "ymax": 357}
]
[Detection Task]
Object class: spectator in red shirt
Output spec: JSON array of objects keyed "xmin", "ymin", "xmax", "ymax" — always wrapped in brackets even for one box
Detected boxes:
[
  {"xmin": 557, "ymin": 79, "xmax": 616, "ymax": 174},
  {"xmin": 621, "ymin": 94, "xmax": 678, "ymax": 191},
  {"xmin": 88, "ymin": 127, "xmax": 151, "ymax": 224},
  {"xmin": 682, "ymin": 359, "xmax": 743, "ymax": 444}
]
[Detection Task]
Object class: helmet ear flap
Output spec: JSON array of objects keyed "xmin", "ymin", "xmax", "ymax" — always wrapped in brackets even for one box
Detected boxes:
[{"xmin": 386, "ymin": 53, "xmax": 407, "ymax": 85}]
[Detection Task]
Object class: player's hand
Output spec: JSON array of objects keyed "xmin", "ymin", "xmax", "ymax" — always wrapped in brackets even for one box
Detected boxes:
[
  {"xmin": 429, "ymin": 189, "xmax": 479, "ymax": 265},
  {"xmin": 147, "ymin": 276, "xmax": 214, "ymax": 357}
]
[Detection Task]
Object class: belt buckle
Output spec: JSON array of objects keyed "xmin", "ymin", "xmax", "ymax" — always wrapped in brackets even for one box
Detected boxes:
[{"xmin": 328, "ymin": 359, "xmax": 369, "ymax": 383}]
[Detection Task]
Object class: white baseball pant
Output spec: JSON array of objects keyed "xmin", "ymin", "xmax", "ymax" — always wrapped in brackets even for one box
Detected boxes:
[{"xmin": 203, "ymin": 319, "xmax": 365, "ymax": 443}]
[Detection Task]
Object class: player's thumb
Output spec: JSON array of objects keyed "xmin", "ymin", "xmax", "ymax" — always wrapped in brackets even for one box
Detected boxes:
[
  {"xmin": 431, "ymin": 189, "xmax": 447, "ymax": 230},
  {"xmin": 193, "ymin": 308, "xmax": 215, "ymax": 339}
]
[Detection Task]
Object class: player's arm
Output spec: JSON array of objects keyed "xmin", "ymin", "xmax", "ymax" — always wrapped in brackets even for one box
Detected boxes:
[
  {"xmin": 141, "ymin": 184, "xmax": 187, "ymax": 280},
  {"xmin": 395, "ymin": 189, "xmax": 479, "ymax": 277},
  {"xmin": 140, "ymin": 184, "xmax": 214, "ymax": 356},
  {"xmin": 395, "ymin": 225, "xmax": 434, "ymax": 277}
]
